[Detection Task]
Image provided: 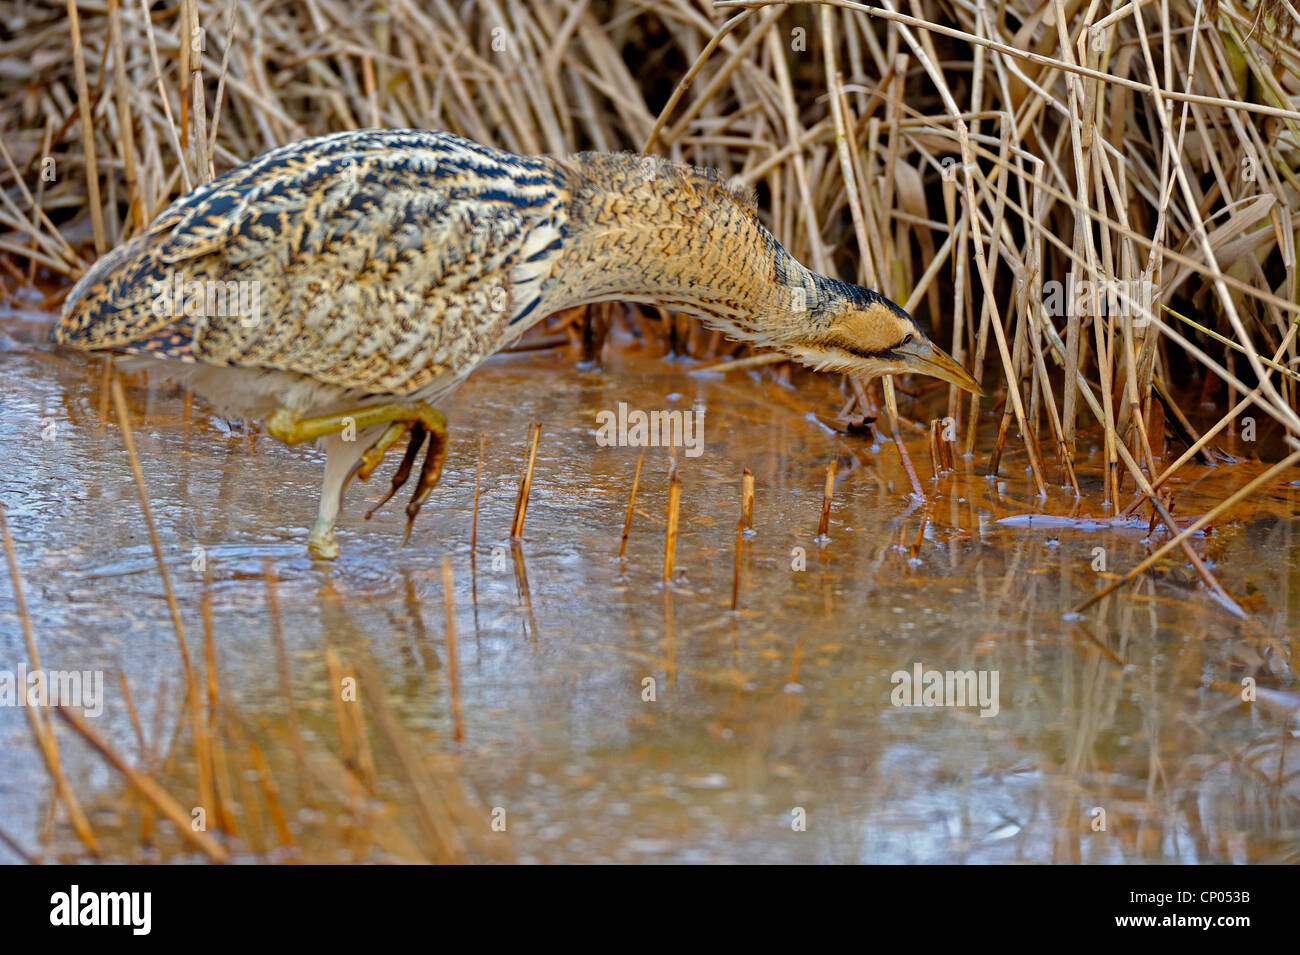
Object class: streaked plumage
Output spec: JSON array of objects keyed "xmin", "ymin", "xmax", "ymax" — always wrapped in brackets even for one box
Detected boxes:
[{"xmin": 52, "ymin": 129, "xmax": 980, "ymax": 558}]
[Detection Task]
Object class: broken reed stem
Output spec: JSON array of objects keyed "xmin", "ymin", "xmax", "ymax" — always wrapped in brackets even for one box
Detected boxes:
[
  {"xmin": 881, "ymin": 377, "xmax": 924, "ymax": 499},
  {"xmin": 740, "ymin": 467, "xmax": 754, "ymax": 532},
  {"xmin": 55, "ymin": 705, "xmax": 228, "ymax": 862},
  {"xmin": 662, "ymin": 463, "xmax": 682, "ymax": 582},
  {"xmin": 510, "ymin": 422, "xmax": 540, "ymax": 540},
  {"xmin": 0, "ymin": 503, "xmax": 100, "ymax": 856},
  {"xmin": 930, "ymin": 419, "xmax": 955, "ymax": 477},
  {"xmin": 471, "ymin": 430, "xmax": 485, "ymax": 549},
  {"xmin": 110, "ymin": 377, "xmax": 194, "ymax": 677},
  {"xmin": 619, "ymin": 448, "xmax": 645, "ymax": 559},
  {"xmin": 816, "ymin": 458, "xmax": 837, "ymax": 540},
  {"xmin": 911, "ymin": 513, "xmax": 928, "ymax": 558},
  {"xmin": 441, "ymin": 556, "xmax": 464, "ymax": 745}
]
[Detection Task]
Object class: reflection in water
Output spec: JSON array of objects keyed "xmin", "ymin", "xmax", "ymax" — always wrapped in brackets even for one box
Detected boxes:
[{"xmin": 0, "ymin": 306, "xmax": 1297, "ymax": 863}]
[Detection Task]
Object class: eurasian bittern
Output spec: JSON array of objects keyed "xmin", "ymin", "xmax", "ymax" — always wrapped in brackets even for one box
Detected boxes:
[{"xmin": 52, "ymin": 129, "xmax": 981, "ymax": 559}]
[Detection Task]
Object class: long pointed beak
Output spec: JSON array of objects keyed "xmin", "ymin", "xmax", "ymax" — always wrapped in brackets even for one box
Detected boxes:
[{"xmin": 898, "ymin": 338, "xmax": 983, "ymax": 396}]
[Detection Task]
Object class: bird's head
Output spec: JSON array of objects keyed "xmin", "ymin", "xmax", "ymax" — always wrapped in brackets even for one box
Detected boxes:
[{"xmin": 776, "ymin": 277, "xmax": 983, "ymax": 395}]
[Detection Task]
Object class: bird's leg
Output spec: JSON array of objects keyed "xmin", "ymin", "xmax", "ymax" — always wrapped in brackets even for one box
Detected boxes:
[
  {"xmin": 365, "ymin": 423, "xmax": 427, "ymax": 520},
  {"xmin": 266, "ymin": 401, "xmax": 444, "ymax": 447},
  {"xmin": 266, "ymin": 401, "xmax": 448, "ymax": 557},
  {"xmin": 403, "ymin": 421, "xmax": 449, "ymax": 543},
  {"xmin": 309, "ymin": 432, "xmax": 374, "ymax": 560}
]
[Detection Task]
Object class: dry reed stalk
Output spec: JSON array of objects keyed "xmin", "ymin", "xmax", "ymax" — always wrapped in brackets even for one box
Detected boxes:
[
  {"xmin": 246, "ymin": 739, "xmax": 295, "ymax": 849},
  {"xmin": 471, "ymin": 430, "xmax": 485, "ymax": 549},
  {"xmin": 619, "ymin": 448, "xmax": 645, "ymax": 559},
  {"xmin": 348, "ymin": 658, "xmax": 469, "ymax": 863},
  {"xmin": 1076, "ymin": 447, "xmax": 1300, "ymax": 613},
  {"xmin": 65, "ymin": 0, "xmax": 105, "ymax": 255},
  {"xmin": 0, "ymin": 504, "xmax": 100, "ymax": 856},
  {"xmin": 662, "ymin": 463, "xmax": 682, "ymax": 581},
  {"xmin": 55, "ymin": 706, "xmax": 228, "ymax": 862},
  {"xmin": 740, "ymin": 467, "xmax": 754, "ymax": 532},
  {"xmin": 929, "ymin": 418, "xmax": 954, "ymax": 476},
  {"xmin": 510, "ymin": 422, "xmax": 540, "ymax": 540},
  {"xmin": 816, "ymin": 458, "xmax": 837, "ymax": 540},
  {"xmin": 110, "ymin": 377, "xmax": 194, "ymax": 674}
]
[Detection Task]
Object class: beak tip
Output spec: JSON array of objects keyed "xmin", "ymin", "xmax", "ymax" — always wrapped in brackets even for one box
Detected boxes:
[{"xmin": 911, "ymin": 344, "xmax": 982, "ymax": 397}]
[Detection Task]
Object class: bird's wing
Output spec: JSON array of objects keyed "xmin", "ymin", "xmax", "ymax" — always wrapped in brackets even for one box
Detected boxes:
[
  {"xmin": 190, "ymin": 146, "xmax": 570, "ymax": 395},
  {"xmin": 53, "ymin": 131, "xmax": 572, "ymax": 397}
]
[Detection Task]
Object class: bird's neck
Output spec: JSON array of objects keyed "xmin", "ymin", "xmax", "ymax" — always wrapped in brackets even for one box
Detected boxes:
[{"xmin": 541, "ymin": 153, "xmax": 819, "ymax": 345}]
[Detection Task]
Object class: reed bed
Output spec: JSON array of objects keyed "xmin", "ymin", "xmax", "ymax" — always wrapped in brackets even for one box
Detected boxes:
[
  {"xmin": 3, "ymin": 7, "xmax": 1299, "ymax": 600},
  {"xmin": 5, "ymin": 1, "xmax": 1298, "ymax": 458}
]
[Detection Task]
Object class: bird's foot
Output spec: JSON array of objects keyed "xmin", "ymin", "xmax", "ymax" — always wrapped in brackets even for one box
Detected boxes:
[
  {"xmin": 267, "ymin": 400, "xmax": 449, "ymax": 548},
  {"xmin": 402, "ymin": 425, "xmax": 448, "ymax": 544},
  {"xmin": 365, "ymin": 423, "xmax": 427, "ymax": 519},
  {"xmin": 307, "ymin": 517, "xmax": 340, "ymax": 560}
]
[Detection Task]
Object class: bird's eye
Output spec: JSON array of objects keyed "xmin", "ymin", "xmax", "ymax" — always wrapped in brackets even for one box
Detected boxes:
[{"xmin": 900, "ymin": 334, "xmax": 914, "ymax": 347}]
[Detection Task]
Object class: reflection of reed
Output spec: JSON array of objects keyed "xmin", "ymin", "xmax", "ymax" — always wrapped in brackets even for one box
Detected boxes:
[{"xmin": 510, "ymin": 541, "xmax": 540, "ymax": 643}]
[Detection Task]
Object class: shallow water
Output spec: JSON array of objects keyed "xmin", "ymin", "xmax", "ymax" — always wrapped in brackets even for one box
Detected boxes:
[{"xmin": 2, "ymin": 303, "xmax": 1298, "ymax": 863}]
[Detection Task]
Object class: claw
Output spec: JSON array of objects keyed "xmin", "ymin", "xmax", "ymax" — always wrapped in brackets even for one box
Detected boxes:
[
  {"xmin": 366, "ymin": 423, "xmax": 427, "ymax": 520},
  {"xmin": 402, "ymin": 427, "xmax": 448, "ymax": 544},
  {"xmin": 267, "ymin": 399, "xmax": 448, "ymax": 555}
]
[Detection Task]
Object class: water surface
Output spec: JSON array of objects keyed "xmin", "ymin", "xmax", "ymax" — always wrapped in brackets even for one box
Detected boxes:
[{"xmin": 1, "ymin": 305, "xmax": 1297, "ymax": 863}]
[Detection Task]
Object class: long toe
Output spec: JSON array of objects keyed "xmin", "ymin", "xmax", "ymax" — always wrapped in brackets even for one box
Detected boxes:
[
  {"xmin": 402, "ymin": 433, "xmax": 448, "ymax": 544},
  {"xmin": 367, "ymin": 423, "xmax": 427, "ymax": 520},
  {"xmin": 355, "ymin": 420, "xmax": 411, "ymax": 483}
]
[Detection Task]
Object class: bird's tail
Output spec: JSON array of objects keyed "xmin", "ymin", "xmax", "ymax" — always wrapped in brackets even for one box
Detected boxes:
[{"xmin": 50, "ymin": 231, "xmax": 174, "ymax": 349}]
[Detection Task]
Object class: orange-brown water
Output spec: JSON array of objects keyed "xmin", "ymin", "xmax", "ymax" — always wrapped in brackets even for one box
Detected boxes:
[{"xmin": 1, "ymin": 303, "xmax": 1297, "ymax": 863}]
